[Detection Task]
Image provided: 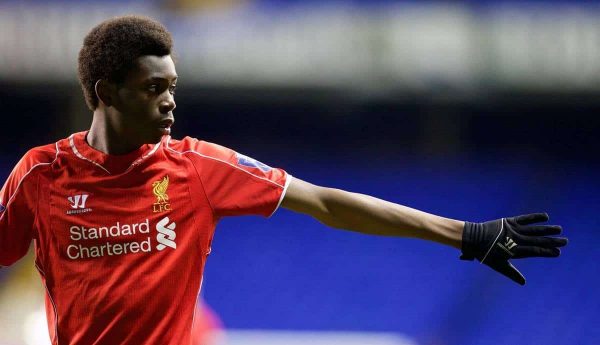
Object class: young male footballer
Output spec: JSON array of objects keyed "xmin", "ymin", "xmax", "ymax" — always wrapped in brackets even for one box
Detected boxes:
[{"xmin": 0, "ymin": 16, "xmax": 568, "ymax": 344}]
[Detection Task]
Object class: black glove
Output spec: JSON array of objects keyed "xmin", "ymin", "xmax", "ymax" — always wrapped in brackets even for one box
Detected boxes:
[{"xmin": 460, "ymin": 213, "xmax": 568, "ymax": 285}]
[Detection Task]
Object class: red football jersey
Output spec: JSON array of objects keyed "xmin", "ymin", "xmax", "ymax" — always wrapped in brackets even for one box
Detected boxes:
[{"xmin": 0, "ymin": 132, "xmax": 290, "ymax": 344}]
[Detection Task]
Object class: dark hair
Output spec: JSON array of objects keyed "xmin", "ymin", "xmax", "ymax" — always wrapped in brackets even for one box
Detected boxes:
[{"xmin": 78, "ymin": 15, "xmax": 173, "ymax": 110}]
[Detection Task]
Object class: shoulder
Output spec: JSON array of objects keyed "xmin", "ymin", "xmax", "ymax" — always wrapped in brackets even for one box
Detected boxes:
[
  {"xmin": 0, "ymin": 143, "xmax": 57, "ymax": 204},
  {"xmin": 164, "ymin": 136, "xmax": 284, "ymax": 184},
  {"xmin": 12, "ymin": 143, "xmax": 58, "ymax": 176},
  {"xmin": 164, "ymin": 136, "xmax": 236, "ymax": 162}
]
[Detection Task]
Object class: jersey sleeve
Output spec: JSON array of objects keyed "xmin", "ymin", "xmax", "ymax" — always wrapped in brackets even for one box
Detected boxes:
[
  {"xmin": 0, "ymin": 150, "xmax": 47, "ymax": 267},
  {"xmin": 178, "ymin": 138, "xmax": 291, "ymax": 218}
]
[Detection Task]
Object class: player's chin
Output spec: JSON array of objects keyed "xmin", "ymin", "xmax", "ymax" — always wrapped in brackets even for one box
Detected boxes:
[{"xmin": 144, "ymin": 127, "xmax": 170, "ymax": 144}]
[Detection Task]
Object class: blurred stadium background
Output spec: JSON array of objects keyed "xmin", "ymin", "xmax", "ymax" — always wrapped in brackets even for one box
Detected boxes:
[{"xmin": 1, "ymin": 0, "xmax": 599, "ymax": 344}]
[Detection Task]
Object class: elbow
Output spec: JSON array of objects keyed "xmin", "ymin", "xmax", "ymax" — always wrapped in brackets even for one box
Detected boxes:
[
  {"xmin": 314, "ymin": 188, "xmax": 348, "ymax": 230},
  {"xmin": 283, "ymin": 180, "xmax": 349, "ymax": 230}
]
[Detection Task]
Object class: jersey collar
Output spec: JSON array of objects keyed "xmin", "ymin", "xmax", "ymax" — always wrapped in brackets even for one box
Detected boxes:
[{"xmin": 69, "ymin": 131, "xmax": 162, "ymax": 175}]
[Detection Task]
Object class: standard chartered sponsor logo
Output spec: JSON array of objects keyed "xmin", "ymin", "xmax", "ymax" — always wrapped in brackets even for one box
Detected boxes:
[
  {"xmin": 66, "ymin": 217, "xmax": 177, "ymax": 260},
  {"xmin": 156, "ymin": 216, "xmax": 177, "ymax": 251}
]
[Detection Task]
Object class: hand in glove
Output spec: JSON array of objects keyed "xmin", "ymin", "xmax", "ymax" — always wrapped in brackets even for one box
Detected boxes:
[{"xmin": 460, "ymin": 213, "xmax": 568, "ymax": 285}]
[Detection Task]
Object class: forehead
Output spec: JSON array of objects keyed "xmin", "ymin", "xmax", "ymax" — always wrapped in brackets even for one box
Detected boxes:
[{"xmin": 127, "ymin": 55, "xmax": 177, "ymax": 82}]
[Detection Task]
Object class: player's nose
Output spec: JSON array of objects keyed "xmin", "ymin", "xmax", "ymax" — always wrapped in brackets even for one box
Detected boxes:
[{"xmin": 159, "ymin": 96, "xmax": 176, "ymax": 114}]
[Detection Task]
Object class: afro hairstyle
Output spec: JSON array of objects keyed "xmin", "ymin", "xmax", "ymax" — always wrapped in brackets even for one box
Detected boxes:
[{"xmin": 78, "ymin": 15, "xmax": 173, "ymax": 110}]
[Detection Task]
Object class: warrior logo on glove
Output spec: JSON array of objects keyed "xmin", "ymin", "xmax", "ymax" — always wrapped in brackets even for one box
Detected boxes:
[
  {"xmin": 460, "ymin": 213, "xmax": 568, "ymax": 285},
  {"xmin": 498, "ymin": 235, "xmax": 517, "ymax": 256}
]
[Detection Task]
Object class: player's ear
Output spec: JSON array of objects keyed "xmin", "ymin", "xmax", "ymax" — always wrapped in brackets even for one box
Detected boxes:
[{"xmin": 95, "ymin": 79, "xmax": 117, "ymax": 107}]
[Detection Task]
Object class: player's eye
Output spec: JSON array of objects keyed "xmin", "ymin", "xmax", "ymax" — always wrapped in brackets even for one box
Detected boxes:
[
  {"xmin": 169, "ymin": 85, "xmax": 177, "ymax": 95},
  {"xmin": 148, "ymin": 84, "xmax": 159, "ymax": 93}
]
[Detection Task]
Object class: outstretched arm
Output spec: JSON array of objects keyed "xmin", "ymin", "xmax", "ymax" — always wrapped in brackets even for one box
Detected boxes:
[
  {"xmin": 281, "ymin": 177, "xmax": 464, "ymax": 248},
  {"xmin": 281, "ymin": 177, "xmax": 568, "ymax": 285}
]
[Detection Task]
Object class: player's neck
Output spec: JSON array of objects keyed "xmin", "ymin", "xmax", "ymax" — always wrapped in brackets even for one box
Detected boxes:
[{"xmin": 87, "ymin": 112, "xmax": 143, "ymax": 155}]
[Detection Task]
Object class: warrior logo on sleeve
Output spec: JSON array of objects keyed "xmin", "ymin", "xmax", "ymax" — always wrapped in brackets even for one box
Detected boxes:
[{"xmin": 236, "ymin": 153, "xmax": 272, "ymax": 172}]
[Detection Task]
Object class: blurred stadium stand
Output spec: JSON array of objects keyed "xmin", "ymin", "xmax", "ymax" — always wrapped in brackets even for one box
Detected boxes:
[
  {"xmin": 1, "ymin": 1, "xmax": 599, "ymax": 345},
  {"xmin": 3, "ymin": 1, "xmax": 600, "ymax": 92}
]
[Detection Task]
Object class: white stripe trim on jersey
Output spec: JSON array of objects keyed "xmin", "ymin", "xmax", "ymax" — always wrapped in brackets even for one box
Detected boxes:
[
  {"xmin": 54, "ymin": 142, "xmax": 61, "ymax": 161},
  {"xmin": 69, "ymin": 134, "xmax": 111, "ymax": 174},
  {"xmin": 0, "ymin": 144, "xmax": 59, "ymax": 222},
  {"xmin": 269, "ymin": 174, "xmax": 293, "ymax": 218},
  {"xmin": 191, "ymin": 275, "xmax": 204, "ymax": 338},
  {"xmin": 69, "ymin": 134, "xmax": 162, "ymax": 175},
  {"xmin": 124, "ymin": 140, "xmax": 162, "ymax": 174},
  {"xmin": 35, "ymin": 262, "xmax": 59, "ymax": 345},
  {"xmin": 165, "ymin": 137, "xmax": 286, "ymax": 189}
]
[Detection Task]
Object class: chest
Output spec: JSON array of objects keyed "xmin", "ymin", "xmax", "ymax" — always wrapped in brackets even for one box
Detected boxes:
[{"xmin": 36, "ymin": 165, "xmax": 212, "ymax": 266}]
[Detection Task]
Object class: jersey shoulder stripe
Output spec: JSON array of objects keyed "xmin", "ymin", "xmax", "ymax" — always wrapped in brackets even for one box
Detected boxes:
[
  {"xmin": 15, "ymin": 143, "xmax": 58, "ymax": 169},
  {"xmin": 166, "ymin": 136, "xmax": 231, "ymax": 160}
]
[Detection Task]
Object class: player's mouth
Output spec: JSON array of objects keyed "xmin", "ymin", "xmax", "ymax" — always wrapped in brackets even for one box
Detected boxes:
[{"xmin": 157, "ymin": 118, "xmax": 174, "ymax": 135}]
